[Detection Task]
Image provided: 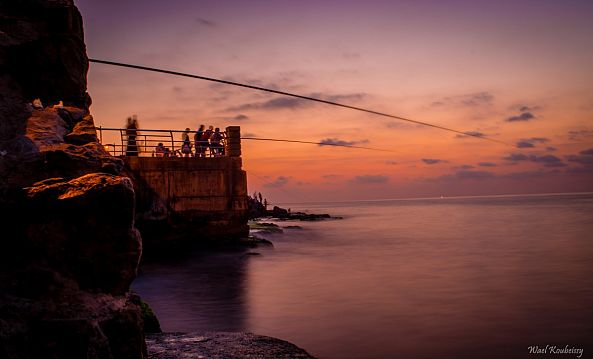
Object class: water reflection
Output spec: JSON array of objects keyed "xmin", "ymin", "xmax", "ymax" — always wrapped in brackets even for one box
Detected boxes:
[
  {"xmin": 132, "ymin": 194, "xmax": 593, "ymax": 358},
  {"xmin": 132, "ymin": 250, "xmax": 249, "ymax": 332}
]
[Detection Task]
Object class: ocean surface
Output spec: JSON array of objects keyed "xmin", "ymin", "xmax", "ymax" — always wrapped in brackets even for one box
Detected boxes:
[{"xmin": 132, "ymin": 193, "xmax": 593, "ymax": 359}]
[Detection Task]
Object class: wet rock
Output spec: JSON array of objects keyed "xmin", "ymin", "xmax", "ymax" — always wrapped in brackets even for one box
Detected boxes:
[
  {"xmin": 138, "ymin": 299, "xmax": 162, "ymax": 334},
  {"xmin": 239, "ymin": 235, "xmax": 274, "ymax": 248},
  {"xmin": 65, "ymin": 114, "xmax": 98, "ymax": 145},
  {"xmin": 57, "ymin": 105, "xmax": 87, "ymax": 127},
  {"xmin": 26, "ymin": 108, "xmax": 69, "ymax": 148},
  {"xmin": 266, "ymin": 210, "xmax": 334, "ymax": 221},
  {"xmin": 146, "ymin": 332, "xmax": 315, "ymax": 359},
  {"xmin": 271, "ymin": 205, "xmax": 289, "ymax": 216},
  {"xmin": 1, "ymin": 108, "xmax": 123, "ymax": 187},
  {"xmin": 24, "ymin": 173, "xmax": 142, "ymax": 294},
  {"xmin": 249, "ymin": 221, "xmax": 284, "ymax": 234}
]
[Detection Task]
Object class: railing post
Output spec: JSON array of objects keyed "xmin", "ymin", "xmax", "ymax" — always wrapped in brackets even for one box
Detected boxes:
[
  {"xmin": 225, "ymin": 126, "xmax": 241, "ymax": 157},
  {"xmin": 120, "ymin": 129, "xmax": 125, "ymax": 156},
  {"xmin": 99, "ymin": 126, "xmax": 103, "ymax": 143},
  {"xmin": 170, "ymin": 130, "xmax": 174, "ymax": 153}
]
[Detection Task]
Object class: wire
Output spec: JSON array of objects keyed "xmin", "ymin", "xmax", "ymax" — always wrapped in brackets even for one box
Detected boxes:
[
  {"xmin": 89, "ymin": 59, "xmax": 510, "ymax": 146},
  {"xmin": 241, "ymin": 137, "xmax": 398, "ymax": 153}
]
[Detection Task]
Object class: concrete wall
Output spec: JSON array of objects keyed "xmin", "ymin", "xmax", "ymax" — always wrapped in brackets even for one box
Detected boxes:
[{"xmin": 125, "ymin": 156, "xmax": 249, "ymax": 250}]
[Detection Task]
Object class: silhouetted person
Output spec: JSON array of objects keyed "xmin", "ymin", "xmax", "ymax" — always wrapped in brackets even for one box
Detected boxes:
[
  {"xmin": 194, "ymin": 124, "xmax": 206, "ymax": 157},
  {"xmin": 204, "ymin": 125, "xmax": 214, "ymax": 156},
  {"xmin": 125, "ymin": 115, "xmax": 139, "ymax": 156},
  {"xmin": 181, "ymin": 127, "xmax": 192, "ymax": 157},
  {"xmin": 155, "ymin": 142, "xmax": 166, "ymax": 157},
  {"xmin": 210, "ymin": 127, "xmax": 223, "ymax": 156}
]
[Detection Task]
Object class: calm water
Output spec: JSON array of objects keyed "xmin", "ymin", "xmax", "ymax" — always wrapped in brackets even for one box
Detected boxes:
[{"xmin": 132, "ymin": 193, "xmax": 593, "ymax": 358}]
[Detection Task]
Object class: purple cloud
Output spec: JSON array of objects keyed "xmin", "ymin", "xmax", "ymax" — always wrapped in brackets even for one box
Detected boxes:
[
  {"xmin": 532, "ymin": 155, "xmax": 566, "ymax": 167},
  {"xmin": 515, "ymin": 137, "xmax": 550, "ymax": 148},
  {"xmin": 230, "ymin": 114, "xmax": 249, "ymax": 121},
  {"xmin": 461, "ymin": 92, "xmax": 494, "ymax": 107},
  {"xmin": 516, "ymin": 141, "xmax": 535, "ymax": 148},
  {"xmin": 196, "ymin": 17, "xmax": 217, "ymax": 27},
  {"xmin": 566, "ymin": 148, "xmax": 593, "ymax": 166},
  {"xmin": 455, "ymin": 170, "xmax": 496, "ymax": 180},
  {"xmin": 455, "ymin": 131, "xmax": 485, "ymax": 139},
  {"xmin": 506, "ymin": 112, "xmax": 535, "ymax": 122},
  {"xmin": 568, "ymin": 129, "xmax": 593, "ymax": 141},
  {"xmin": 351, "ymin": 175, "xmax": 389, "ymax": 184},
  {"xmin": 227, "ymin": 92, "xmax": 365, "ymax": 112},
  {"xmin": 264, "ymin": 176, "xmax": 291, "ymax": 188},
  {"xmin": 431, "ymin": 92, "xmax": 494, "ymax": 108},
  {"xmin": 503, "ymin": 153, "xmax": 529, "ymax": 162},
  {"xmin": 318, "ymin": 138, "xmax": 369, "ymax": 147},
  {"xmin": 454, "ymin": 164, "xmax": 475, "ymax": 170},
  {"xmin": 422, "ymin": 158, "xmax": 448, "ymax": 165},
  {"xmin": 503, "ymin": 153, "xmax": 566, "ymax": 167},
  {"xmin": 478, "ymin": 162, "xmax": 497, "ymax": 167}
]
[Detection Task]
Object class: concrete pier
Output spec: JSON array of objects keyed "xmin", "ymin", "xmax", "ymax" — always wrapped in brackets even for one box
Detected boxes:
[{"xmin": 121, "ymin": 126, "xmax": 249, "ymax": 252}]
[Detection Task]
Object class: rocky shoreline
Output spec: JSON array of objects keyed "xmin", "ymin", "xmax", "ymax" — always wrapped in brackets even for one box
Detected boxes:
[
  {"xmin": 146, "ymin": 332, "xmax": 314, "ymax": 359},
  {"xmin": 0, "ymin": 2, "xmax": 321, "ymax": 358}
]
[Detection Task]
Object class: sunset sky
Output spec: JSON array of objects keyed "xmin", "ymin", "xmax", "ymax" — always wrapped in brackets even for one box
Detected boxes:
[{"xmin": 77, "ymin": 0, "xmax": 593, "ymax": 203}]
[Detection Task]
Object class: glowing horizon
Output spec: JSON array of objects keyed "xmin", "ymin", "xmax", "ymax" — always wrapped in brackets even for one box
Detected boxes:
[{"xmin": 77, "ymin": 0, "xmax": 593, "ymax": 202}]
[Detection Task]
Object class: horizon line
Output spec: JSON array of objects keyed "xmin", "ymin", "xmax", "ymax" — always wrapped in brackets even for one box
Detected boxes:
[{"xmin": 272, "ymin": 191, "xmax": 593, "ymax": 206}]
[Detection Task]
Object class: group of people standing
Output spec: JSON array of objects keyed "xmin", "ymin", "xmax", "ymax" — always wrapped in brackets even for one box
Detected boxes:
[
  {"xmin": 178, "ymin": 125, "xmax": 225, "ymax": 158},
  {"xmin": 152, "ymin": 125, "xmax": 225, "ymax": 158},
  {"xmin": 124, "ymin": 116, "xmax": 226, "ymax": 158}
]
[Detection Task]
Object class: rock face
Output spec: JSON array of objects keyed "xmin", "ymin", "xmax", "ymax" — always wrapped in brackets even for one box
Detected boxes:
[
  {"xmin": 24, "ymin": 174, "xmax": 142, "ymax": 294},
  {"xmin": 0, "ymin": 1, "xmax": 146, "ymax": 358},
  {"xmin": 146, "ymin": 332, "xmax": 315, "ymax": 359}
]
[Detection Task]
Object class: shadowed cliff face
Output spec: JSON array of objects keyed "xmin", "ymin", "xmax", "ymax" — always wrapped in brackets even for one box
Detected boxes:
[
  {"xmin": 0, "ymin": 0, "xmax": 88, "ymax": 113},
  {"xmin": 0, "ymin": 0, "xmax": 122, "ymax": 188},
  {"xmin": 0, "ymin": 1, "xmax": 146, "ymax": 358}
]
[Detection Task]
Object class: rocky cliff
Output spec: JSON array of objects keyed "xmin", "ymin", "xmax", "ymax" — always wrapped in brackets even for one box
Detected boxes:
[{"xmin": 0, "ymin": 1, "xmax": 146, "ymax": 358}]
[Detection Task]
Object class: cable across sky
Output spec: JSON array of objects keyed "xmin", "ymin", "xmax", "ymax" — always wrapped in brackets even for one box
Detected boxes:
[
  {"xmin": 89, "ymin": 58, "xmax": 510, "ymax": 146},
  {"xmin": 240, "ymin": 137, "xmax": 398, "ymax": 153}
]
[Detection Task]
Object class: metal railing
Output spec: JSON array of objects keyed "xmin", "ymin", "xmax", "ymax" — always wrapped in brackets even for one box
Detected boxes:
[{"xmin": 96, "ymin": 127, "xmax": 227, "ymax": 158}]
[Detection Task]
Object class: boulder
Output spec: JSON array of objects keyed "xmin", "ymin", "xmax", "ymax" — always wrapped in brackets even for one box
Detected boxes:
[
  {"xmin": 0, "ymin": 276, "xmax": 146, "ymax": 359},
  {"xmin": 271, "ymin": 205, "xmax": 289, "ymax": 216},
  {"xmin": 146, "ymin": 332, "xmax": 314, "ymax": 359},
  {"xmin": 25, "ymin": 173, "xmax": 142, "ymax": 294},
  {"xmin": 1, "ymin": 108, "xmax": 123, "ymax": 187},
  {"xmin": 26, "ymin": 108, "xmax": 69, "ymax": 148},
  {"xmin": 65, "ymin": 114, "xmax": 99, "ymax": 145}
]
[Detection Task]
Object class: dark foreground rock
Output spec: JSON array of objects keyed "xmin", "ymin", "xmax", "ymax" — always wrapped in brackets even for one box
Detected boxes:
[
  {"xmin": 0, "ymin": 1, "xmax": 146, "ymax": 358},
  {"xmin": 146, "ymin": 332, "xmax": 315, "ymax": 359}
]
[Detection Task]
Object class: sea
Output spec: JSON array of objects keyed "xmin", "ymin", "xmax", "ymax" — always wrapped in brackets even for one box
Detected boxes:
[{"xmin": 132, "ymin": 193, "xmax": 593, "ymax": 359}]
